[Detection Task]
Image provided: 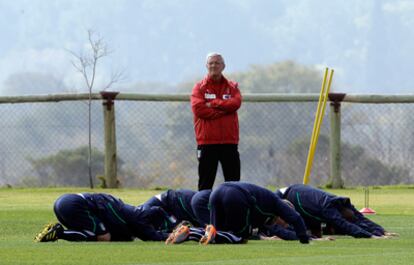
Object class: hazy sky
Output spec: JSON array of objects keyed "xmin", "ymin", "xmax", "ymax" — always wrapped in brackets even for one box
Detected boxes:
[{"xmin": 0, "ymin": 0, "xmax": 413, "ymax": 95}]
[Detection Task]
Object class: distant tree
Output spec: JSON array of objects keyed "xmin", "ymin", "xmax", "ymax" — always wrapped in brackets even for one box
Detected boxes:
[
  {"xmin": 2, "ymin": 72, "xmax": 66, "ymax": 96},
  {"xmin": 27, "ymin": 146, "xmax": 107, "ymax": 186},
  {"xmin": 69, "ymin": 29, "xmax": 125, "ymax": 188},
  {"xmin": 275, "ymin": 134, "xmax": 411, "ymax": 186},
  {"xmin": 229, "ymin": 60, "xmax": 321, "ymax": 93},
  {"xmin": 340, "ymin": 104, "xmax": 414, "ymax": 184}
]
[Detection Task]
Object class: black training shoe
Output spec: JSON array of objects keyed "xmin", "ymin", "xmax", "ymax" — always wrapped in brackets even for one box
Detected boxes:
[{"xmin": 34, "ymin": 223, "xmax": 63, "ymax": 242}]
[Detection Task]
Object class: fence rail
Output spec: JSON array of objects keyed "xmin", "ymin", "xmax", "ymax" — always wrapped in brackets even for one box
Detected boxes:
[{"xmin": 3, "ymin": 93, "xmax": 414, "ymax": 104}]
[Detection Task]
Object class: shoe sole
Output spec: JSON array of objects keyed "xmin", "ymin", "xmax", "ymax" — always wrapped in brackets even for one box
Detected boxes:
[
  {"xmin": 165, "ymin": 226, "xmax": 190, "ymax": 245},
  {"xmin": 200, "ymin": 226, "xmax": 216, "ymax": 245},
  {"xmin": 34, "ymin": 223, "xmax": 60, "ymax": 242}
]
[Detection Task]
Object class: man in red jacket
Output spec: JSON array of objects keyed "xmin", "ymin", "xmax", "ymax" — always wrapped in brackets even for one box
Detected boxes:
[{"xmin": 191, "ymin": 52, "xmax": 242, "ymax": 190}]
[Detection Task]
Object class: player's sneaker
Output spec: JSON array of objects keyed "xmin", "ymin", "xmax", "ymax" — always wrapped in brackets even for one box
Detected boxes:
[
  {"xmin": 34, "ymin": 223, "xmax": 63, "ymax": 242},
  {"xmin": 199, "ymin": 224, "xmax": 216, "ymax": 245},
  {"xmin": 165, "ymin": 223, "xmax": 190, "ymax": 245}
]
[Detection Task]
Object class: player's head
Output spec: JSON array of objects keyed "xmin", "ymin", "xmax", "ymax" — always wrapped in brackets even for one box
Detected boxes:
[
  {"xmin": 206, "ymin": 52, "xmax": 225, "ymax": 77},
  {"xmin": 271, "ymin": 199, "xmax": 296, "ymax": 228},
  {"xmin": 340, "ymin": 207, "xmax": 355, "ymax": 222}
]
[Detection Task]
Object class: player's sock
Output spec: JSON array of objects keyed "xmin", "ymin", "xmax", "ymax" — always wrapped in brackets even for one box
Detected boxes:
[
  {"xmin": 214, "ymin": 231, "xmax": 244, "ymax": 244},
  {"xmin": 59, "ymin": 230, "xmax": 97, "ymax": 241},
  {"xmin": 188, "ymin": 227, "xmax": 204, "ymax": 241}
]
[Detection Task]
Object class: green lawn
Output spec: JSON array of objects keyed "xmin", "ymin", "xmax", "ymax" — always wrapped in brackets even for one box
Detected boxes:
[{"xmin": 0, "ymin": 187, "xmax": 413, "ymax": 265}]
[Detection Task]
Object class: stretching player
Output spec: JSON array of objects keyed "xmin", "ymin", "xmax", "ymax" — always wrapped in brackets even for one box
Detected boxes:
[
  {"xmin": 275, "ymin": 184, "xmax": 397, "ymax": 238},
  {"xmin": 167, "ymin": 182, "xmax": 310, "ymax": 245},
  {"xmin": 34, "ymin": 193, "xmax": 169, "ymax": 242},
  {"xmin": 167, "ymin": 189, "xmax": 307, "ymax": 244}
]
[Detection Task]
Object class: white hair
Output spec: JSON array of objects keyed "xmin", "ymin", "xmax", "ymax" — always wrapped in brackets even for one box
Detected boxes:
[{"xmin": 206, "ymin": 52, "xmax": 225, "ymax": 64}]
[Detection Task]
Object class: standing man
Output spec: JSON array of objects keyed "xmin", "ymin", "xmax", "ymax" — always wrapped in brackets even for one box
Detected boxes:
[{"xmin": 191, "ymin": 52, "xmax": 242, "ymax": 190}]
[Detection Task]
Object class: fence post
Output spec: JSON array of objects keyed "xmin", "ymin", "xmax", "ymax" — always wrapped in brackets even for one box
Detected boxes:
[
  {"xmin": 328, "ymin": 93, "xmax": 345, "ymax": 188},
  {"xmin": 100, "ymin": 91, "xmax": 119, "ymax": 188}
]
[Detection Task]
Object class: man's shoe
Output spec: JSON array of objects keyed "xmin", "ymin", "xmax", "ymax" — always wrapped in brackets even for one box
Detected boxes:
[
  {"xmin": 34, "ymin": 223, "xmax": 63, "ymax": 242},
  {"xmin": 165, "ymin": 223, "xmax": 190, "ymax": 244},
  {"xmin": 199, "ymin": 224, "xmax": 216, "ymax": 245}
]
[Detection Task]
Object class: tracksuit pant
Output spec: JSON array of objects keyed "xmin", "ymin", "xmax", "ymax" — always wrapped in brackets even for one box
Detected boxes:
[{"xmin": 197, "ymin": 144, "xmax": 240, "ymax": 190}]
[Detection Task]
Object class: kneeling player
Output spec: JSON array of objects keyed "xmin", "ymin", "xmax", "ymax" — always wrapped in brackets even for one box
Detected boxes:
[
  {"xmin": 275, "ymin": 184, "xmax": 398, "ymax": 239},
  {"xmin": 34, "ymin": 193, "xmax": 169, "ymax": 242},
  {"xmin": 166, "ymin": 182, "xmax": 310, "ymax": 245}
]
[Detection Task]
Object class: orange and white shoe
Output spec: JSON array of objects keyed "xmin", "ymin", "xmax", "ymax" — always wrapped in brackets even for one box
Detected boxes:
[
  {"xmin": 199, "ymin": 224, "xmax": 217, "ymax": 245},
  {"xmin": 165, "ymin": 223, "xmax": 190, "ymax": 245}
]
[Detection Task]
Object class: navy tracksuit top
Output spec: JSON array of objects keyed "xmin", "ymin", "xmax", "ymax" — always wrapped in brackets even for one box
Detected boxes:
[
  {"xmin": 55, "ymin": 193, "xmax": 168, "ymax": 241},
  {"xmin": 277, "ymin": 184, "xmax": 375, "ymax": 238},
  {"xmin": 210, "ymin": 182, "xmax": 309, "ymax": 243},
  {"xmin": 142, "ymin": 189, "xmax": 200, "ymax": 227}
]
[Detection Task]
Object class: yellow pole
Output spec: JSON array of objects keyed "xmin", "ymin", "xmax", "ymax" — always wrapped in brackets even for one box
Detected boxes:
[
  {"xmin": 303, "ymin": 68, "xmax": 328, "ymax": 184},
  {"xmin": 310, "ymin": 68, "xmax": 329, "ymax": 157},
  {"xmin": 307, "ymin": 69, "xmax": 334, "ymax": 176},
  {"xmin": 303, "ymin": 68, "xmax": 334, "ymax": 184}
]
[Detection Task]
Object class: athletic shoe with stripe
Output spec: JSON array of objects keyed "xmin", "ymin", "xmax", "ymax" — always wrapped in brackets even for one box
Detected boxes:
[
  {"xmin": 165, "ymin": 223, "xmax": 190, "ymax": 244},
  {"xmin": 199, "ymin": 224, "xmax": 217, "ymax": 245},
  {"xmin": 34, "ymin": 223, "xmax": 63, "ymax": 242}
]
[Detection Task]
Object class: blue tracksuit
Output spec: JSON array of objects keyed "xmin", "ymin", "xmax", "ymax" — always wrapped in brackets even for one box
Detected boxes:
[
  {"xmin": 54, "ymin": 193, "xmax": 168, "ymax": 241},
  {"xmin": 142, "ymin": 189, "xmax": 200, "ymax": 230},
  {"xmin": 209, "ymin": 182, "xmax": 309, "ymax": 243},
  {"xmin": 276, "ymin": 184, "xmax": 385, "ymax": 238},
  {"xmin": 190, "ymin": 189, "xmax": 211, "ymax": 226}
]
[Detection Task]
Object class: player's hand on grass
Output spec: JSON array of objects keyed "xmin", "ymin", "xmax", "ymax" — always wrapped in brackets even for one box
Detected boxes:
[
  {"xmin": 384, "ymin": 232, "xmax": 399, "ymax": 237},
  {"xmin": 371, "ymin": 235, "xmax": 393, "ymax": 239},
  {"xmin": 259, "ymin": 235, "xmax": 282, "ymax": 240},
  {"xmin": 371, "ymin": 235, "xmax": 383, "ymax": 239},
  {"xmin": 312, "ymin": 236, "xmax": 335, "ymax": 241}
]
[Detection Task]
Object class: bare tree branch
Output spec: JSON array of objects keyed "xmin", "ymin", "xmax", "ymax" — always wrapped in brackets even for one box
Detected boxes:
[
  {"xmin": 102, "ymin": 68, "xmax": 127, "ymax": 90},
  {"xmin": 68, "ymin": 30, "xmax": 121, "ymax": 92},
  {"xmin": 67, "ymin": 29, "xmax": 125, "ymax": 189}
]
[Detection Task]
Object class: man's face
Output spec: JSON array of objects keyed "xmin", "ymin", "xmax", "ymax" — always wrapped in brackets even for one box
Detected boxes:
[{"xmin": 206, "ymin": 55, "xmax": 225, "ymax": 77}]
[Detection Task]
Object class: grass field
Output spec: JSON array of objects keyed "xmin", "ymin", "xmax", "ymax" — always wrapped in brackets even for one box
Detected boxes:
[{"xmin": 0, "ymin": 186, "xmax": 413, "ymax": 265}]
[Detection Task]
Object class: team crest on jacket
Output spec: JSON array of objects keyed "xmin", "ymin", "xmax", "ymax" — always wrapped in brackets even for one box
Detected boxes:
[{"xmin": 204, "ymin": 93, "xmax": 216, "ymax": 99}]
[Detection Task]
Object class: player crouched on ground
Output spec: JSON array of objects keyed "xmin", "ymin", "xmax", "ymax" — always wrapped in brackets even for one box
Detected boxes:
[
  {"xmin": 275, "ymin": 184, "xmax": 398, "ymax": 239},
  {"xmin": 166, "ymin": 182, "xmax": 313, "ymax": 245},
  {"xmin": 34, "ymin": 193, "xmax": 170, "ymax": 242}
]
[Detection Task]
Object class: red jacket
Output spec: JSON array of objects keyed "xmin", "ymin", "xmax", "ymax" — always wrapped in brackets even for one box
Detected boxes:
[{"xmin": 191, "ymin": 75, "xmax": 242, "ymax": 145}]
